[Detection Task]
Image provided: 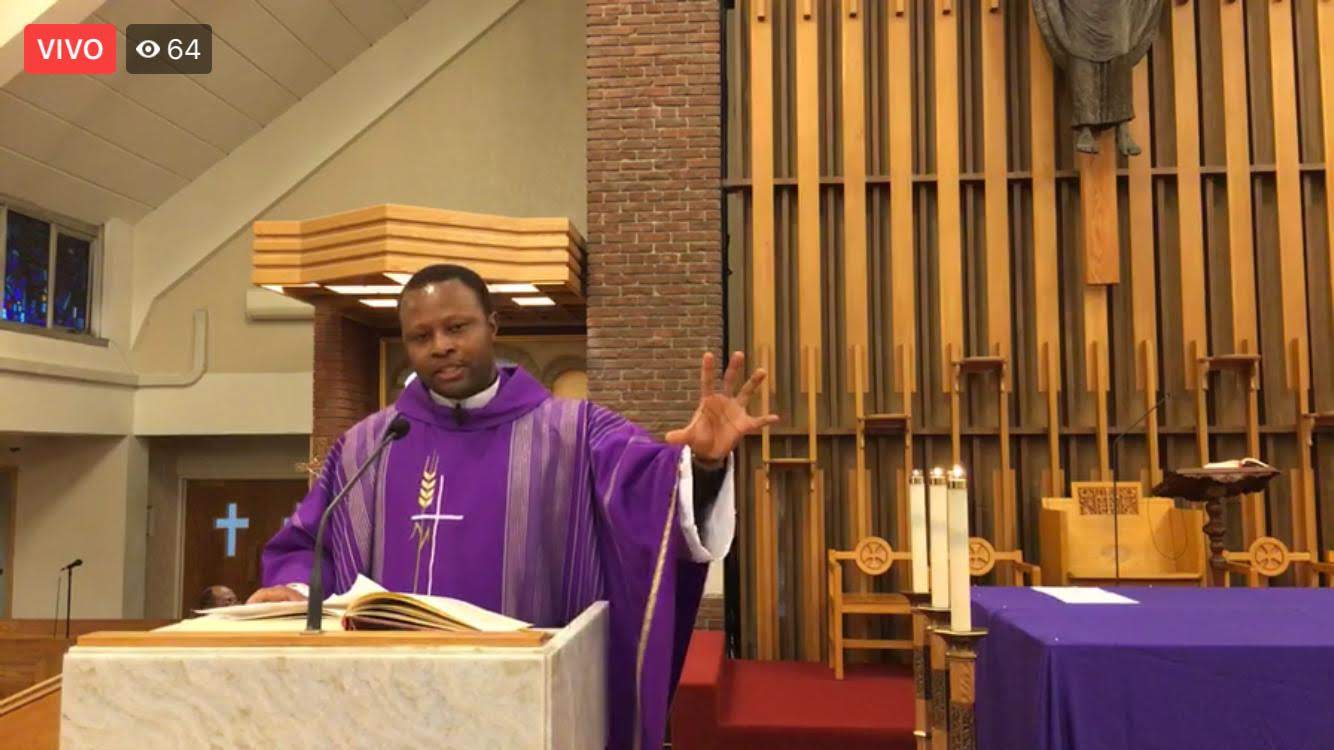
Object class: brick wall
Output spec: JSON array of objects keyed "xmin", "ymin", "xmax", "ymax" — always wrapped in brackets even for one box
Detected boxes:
[
  {"xmin": 585, "ymin": 0, "xmax": 724, "ymax": 438},
  {"xmin": 311, "ymin": 302, "xmax": 381, "ymax": 472},
  {"xmin": 694, "ymin": 593, "xmax": 725, "ymax": 631}
]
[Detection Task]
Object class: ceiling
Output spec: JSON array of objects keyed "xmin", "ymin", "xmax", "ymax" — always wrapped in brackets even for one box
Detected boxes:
[{"xmin": 0, "ymin": 0, "xmax": 428, "ymax": 226}]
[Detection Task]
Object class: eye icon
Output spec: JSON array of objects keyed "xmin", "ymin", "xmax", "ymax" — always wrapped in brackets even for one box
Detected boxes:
[{"xmin": 135, "ymin": 39, "xmax": 161, "ymax": 59}]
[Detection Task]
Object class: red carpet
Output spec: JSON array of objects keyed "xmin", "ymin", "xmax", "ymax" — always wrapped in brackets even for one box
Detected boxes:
[{"xmin": 671, "ymin": 631, "xmax": 916, "ymax": 750}]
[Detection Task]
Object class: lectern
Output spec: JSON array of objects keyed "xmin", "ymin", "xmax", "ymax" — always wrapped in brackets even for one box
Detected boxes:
[{"xmin": 60, "ymin": 603, "xmax": 608, "ymax": 749}]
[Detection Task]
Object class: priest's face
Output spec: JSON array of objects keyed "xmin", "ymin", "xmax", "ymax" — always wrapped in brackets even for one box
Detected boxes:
[{"xmin": 399, "ymin": 280, "xmax": 499, "ymax": 399}]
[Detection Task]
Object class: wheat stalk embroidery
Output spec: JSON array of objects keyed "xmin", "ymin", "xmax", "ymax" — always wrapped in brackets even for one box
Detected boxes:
[{"xmin": 410, "ymin": 453, "xmax": 439, "ymax": 593}]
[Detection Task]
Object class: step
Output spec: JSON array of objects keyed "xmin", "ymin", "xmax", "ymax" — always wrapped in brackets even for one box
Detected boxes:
[
  {"xmin": 713, "ymin": 660, "xmax": 916, "ymax": 750},
  {"xmin": 1308, "ymin": 412, "xmax": 1334, "ymax": 431},
  {"xmin": 1201, "ymin": 353, "xmax": 1261, "ymax": 371},
  {"xmin": 671, "ymin": 631, "xmax": 730, "ymax": 750},
  {"xmin": 954, "ymin": 355, "xmax": 1006, "ymax": 375},
  {"xmin": 766, "ymin": 457, "xmax": 815, "ymax": 469},
  {"xmin": 861, "ymin": 412, "xmax": 909, "ymax": 433}
]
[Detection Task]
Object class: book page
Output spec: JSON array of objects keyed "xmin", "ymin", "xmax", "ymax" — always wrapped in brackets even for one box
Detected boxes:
[
  {"xmin": 344, "ymin": 593, "xmax": 530, "ymax": 632},
  {"xmin": 198, "ymin": 575, "xmax": 386, "ymax": 620},
  {"xmin": 158, "ymin": 615, "xmax": 346, "ymax": 633},
  {"xmin": 1033, "ymin": 587, "xmax": 1139, "ymax": 605}
]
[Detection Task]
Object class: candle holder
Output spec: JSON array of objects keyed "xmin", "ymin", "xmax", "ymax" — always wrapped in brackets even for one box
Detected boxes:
[
  {"xmin": 1152, "ymin": 465, "xmax": 1279, "ymax": 586},
  {"xmin": 915, "ymin": 604, "xmax": 952, "ymax": 750},
  {"xmin": 934, "ymin": 628, "xmax": 988, "ymax": 750},
  {"xmin": 906, "ymin": 592, "xmax": 932, "ymax": 750}
]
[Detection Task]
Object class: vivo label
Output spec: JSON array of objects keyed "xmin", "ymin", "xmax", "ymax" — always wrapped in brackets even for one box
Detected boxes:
[{"xmin": 24, "ymin": 24, "xmax": 117, "ymax": 75}]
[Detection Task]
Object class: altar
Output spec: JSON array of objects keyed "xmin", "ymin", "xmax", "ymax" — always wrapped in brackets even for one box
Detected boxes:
[{"xmin": 972, "ymin": 587, "xmax": 1334, "ymax": 750}]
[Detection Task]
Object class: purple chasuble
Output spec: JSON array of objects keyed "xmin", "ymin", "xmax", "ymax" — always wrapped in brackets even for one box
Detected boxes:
[{"xmin": 262, "ymin": 365, "xmax": 708, "ymax": 750}]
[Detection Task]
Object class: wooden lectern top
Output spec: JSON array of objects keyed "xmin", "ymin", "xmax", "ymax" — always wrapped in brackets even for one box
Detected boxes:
[
  {"xmin": 1152, "ymin": 465, "xmax": 1279, "ymax": 500},
  {"xmin": 77, "ymin": 629, "xmax": 550, "ymax": 649}
]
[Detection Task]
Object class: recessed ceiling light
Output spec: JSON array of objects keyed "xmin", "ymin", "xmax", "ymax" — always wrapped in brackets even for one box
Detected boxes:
[
  {"xmin": 512, "ymin": 296, "xmax": 556, "ymax": 307},
  {"xmin": 327, "ymin": 285, "xmax": 403, "ymax": 295},
  {"xmin": 384, "ymin": 273, "xmax": 413, "ymax": 285},
  {"xmin": 260, "ymin": 283, "xmax": 318, "ymax": 292},
  {"xmin": 359, "ymin": 298, "xmax": 398, "ymax": 308},
  {"xmin": 488, "ymin": 283, "xmax": 540, "ymax": 294}
]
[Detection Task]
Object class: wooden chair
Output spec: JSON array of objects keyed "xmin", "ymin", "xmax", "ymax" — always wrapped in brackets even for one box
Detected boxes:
[
  {"xmin": 826, "ymin": 537, "xmax": 913, "ymax": 680},
  {"xmin": 1223, "ymin": 539, "xmax": 1334, "ymax": 587},
  {"xmin": 967, "ymin": 537, "xmax": 1041, "ymax": 586},
  {"xmin": 1039, "ymin": 482, "xmax": 1207, "ymax": 586}
]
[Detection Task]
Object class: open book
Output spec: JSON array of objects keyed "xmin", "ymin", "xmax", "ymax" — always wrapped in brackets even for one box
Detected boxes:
[
  {"xmin": 1203, "ymin": 457, "xmax": 1272, "ymax": 470},
  {"xmin": 196, "ymin": 575, "xmax": 530, "ymax": 634}
]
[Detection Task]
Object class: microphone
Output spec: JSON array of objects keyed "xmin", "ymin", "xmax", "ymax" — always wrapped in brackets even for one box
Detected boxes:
[
  {"xmin": 305, "ymin": 416, "xmax": 411, "ymax": 632},
  {"xmin": 1110, "ymin": 392, "xmax": 1171, "ymax": 584},
  {"xmin": 56, "ymin": 559, "xmax": 84, "ymax": 638},
  {"xmin": 453, "ymin": 402, "xmax": 468, "ymax": 426}
]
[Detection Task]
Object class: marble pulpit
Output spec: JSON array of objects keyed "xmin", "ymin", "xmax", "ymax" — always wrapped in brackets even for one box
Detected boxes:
[{"xmin": 59, "ymin": 602, "xmax": 608, "ymax": 749}]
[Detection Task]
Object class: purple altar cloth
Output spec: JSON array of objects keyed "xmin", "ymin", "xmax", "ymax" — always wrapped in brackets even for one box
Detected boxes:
[{"xmin": 971, "ymin": 586, "xmax": 1334, "ymax": 750}]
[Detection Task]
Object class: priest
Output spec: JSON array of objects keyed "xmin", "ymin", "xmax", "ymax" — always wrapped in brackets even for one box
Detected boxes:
[{"xmin": 249, "ymin": 264, "xmax": 777, "ymax": 750}]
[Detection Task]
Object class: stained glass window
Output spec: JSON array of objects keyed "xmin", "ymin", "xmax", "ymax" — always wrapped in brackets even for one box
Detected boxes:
[
  {"xmin": 3, "ymin": 211, "xmax": 50, "ymax": 326},
  {"xmin": 2, "ymin": 207, "xmax": 96, "ymax": 335},
  {"xmin": 53, "ymin": 234, "xmax": 91, "ymax": 332}
]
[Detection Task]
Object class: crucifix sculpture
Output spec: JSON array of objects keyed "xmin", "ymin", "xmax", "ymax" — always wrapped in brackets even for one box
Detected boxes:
[{"xmin": 1031, "ymin": 0, "xmax": 1165, "ymax": 155}]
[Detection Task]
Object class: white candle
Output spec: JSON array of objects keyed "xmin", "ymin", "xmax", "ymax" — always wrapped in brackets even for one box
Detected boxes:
[
  {"xmin": 948, "ymin": 465, "xmax": 972, "ymax": 632},
  {"xmin": 928, "ymin": 468, "xmax": 949, "ymax": 608},
  {"xmin": 909, "ymin": 469, "xmax": 929, "ymax": 594}
]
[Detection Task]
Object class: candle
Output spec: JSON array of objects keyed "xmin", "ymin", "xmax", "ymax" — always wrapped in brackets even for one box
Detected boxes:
[
  {"xmin": 947, "ymin": 465, "xmax": 971, "ymax": 632},
  {"xmin": 909, "ymin": 469, "xmax": 929, "ymax": 594},
  {"xmin": 928, "ymin": 468, "xmax": 949, "ymax": 608}
]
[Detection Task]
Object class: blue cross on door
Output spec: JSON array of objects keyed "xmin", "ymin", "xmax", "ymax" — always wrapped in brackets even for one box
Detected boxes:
[{"xmin": 214, "ymin": 502, "xmax": 250, "ymax": 558}]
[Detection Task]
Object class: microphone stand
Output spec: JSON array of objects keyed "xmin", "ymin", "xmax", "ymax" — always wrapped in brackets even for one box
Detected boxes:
[
  {"xmin": 65, "ymin": 564, "xmax": 74, "ymax": 638},
  {"xmin": 305, "ymin": 417, "xmax": 410, "ymax": 633},
  {"xmin": 1110, "ymin": 392, "xmax": 1170, "ymax": 585},
  {"xmin": 52, "ymin": 573, "xmax": 63, "ymax": 637}
]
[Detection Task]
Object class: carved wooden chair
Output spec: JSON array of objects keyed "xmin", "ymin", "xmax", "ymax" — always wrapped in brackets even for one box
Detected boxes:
[
  {"xmin": 1224, "ymin": 540, "xmax": 1334, "ymax": 587},
  {"xmin": 966, "ymin": 536, "xmax": 1041, "ymax": 586},
  {"xmin": 1039, "ymin": 482, "xmax": 1206, "ymax": 586},
  {"xmin": 826, "ymin": 537, "xmax": 912, "ymax": 680}
]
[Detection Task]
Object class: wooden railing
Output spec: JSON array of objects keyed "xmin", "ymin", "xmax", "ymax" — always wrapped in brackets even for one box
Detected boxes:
[{"xmin": 0, "ymin": 675, "xmax": 61, "ymax": 750}]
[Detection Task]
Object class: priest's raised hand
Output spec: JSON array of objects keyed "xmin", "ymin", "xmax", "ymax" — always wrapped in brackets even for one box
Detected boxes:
[{"xmin": 665, "ymin": 351, "xmax": 780, "ymax": 468}]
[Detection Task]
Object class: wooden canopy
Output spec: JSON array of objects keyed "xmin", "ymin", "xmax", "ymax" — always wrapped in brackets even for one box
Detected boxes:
[{"xmin": 252, "ymin": 204, "xmax": 586, "ymax": 331}]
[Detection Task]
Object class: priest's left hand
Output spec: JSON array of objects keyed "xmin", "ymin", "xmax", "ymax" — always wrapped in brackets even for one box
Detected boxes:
[{"xmin": 666, "ymin": 351, "xmax": 780, "ymax": 467}]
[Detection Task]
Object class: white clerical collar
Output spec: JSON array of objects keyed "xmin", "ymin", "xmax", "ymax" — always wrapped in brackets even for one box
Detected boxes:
[{"xmin": 428, "ymin": 372, "xmax": 500, "ymax": 410}]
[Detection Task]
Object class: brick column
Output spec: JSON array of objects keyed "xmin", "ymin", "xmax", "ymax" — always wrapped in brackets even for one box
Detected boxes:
[
  {"xmin": 585, "ymin": 0, "xmax": 723, "ymax": 438},
  {"xmin": 310, "ymin": 302, "xmax": 381, "ymax": 473},
  {"xmin": 586, "ymin": 0, "xmax": 725, "ymax": 633}
]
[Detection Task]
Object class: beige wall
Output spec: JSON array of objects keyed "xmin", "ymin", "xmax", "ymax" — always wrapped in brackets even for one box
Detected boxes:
[
  {"xmin": 3, "ymin": 435, "xmax": 147, "ymax": 618},
  {"xmin": 143, "ymin": 435, "xmax": 309, "ymax": 619},
  {"xmin": 0, "ymin": 218, "xmax": 135, "ymax": 435},
  {"xmin": 2, "ymin": 0, "xmax": 587, "ymax": 620},
  {"xmin": 131, "ymin": 0, "xmax": 586, "ymax": 380}
]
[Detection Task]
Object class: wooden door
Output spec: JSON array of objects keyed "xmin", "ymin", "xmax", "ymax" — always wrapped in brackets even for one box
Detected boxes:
[{"xmin": 181, "ymin": 479, "xmax": 306, "ymax": 615}]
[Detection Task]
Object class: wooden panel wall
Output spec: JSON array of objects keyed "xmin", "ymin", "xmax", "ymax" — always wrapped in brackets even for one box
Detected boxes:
[{"xmin": 725, "ymin": 0, "xmax": 1334, "ymax": 660}]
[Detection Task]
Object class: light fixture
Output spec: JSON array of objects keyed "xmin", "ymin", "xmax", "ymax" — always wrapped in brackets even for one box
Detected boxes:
[
  {"xmin": 260, "ymin": 283, "xmax": 318, "ymax": 293},
  {"xmin": 327, "ymin": 285, "xmax": 404, "ymax": 295},
  {"xmin": 488, "ymin": 283, "xmax": 540, "ymax": 294},
  {"xmin": 384, "ymin": 273, "xmax": 413, "ymax": 285},
  {"xmin": 359, "ymin": 298, "xmax": 398, "ymax": 308},
  {"xmin": 512, "ymin": 296, "xmax": 556, "ymax": 307}
]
